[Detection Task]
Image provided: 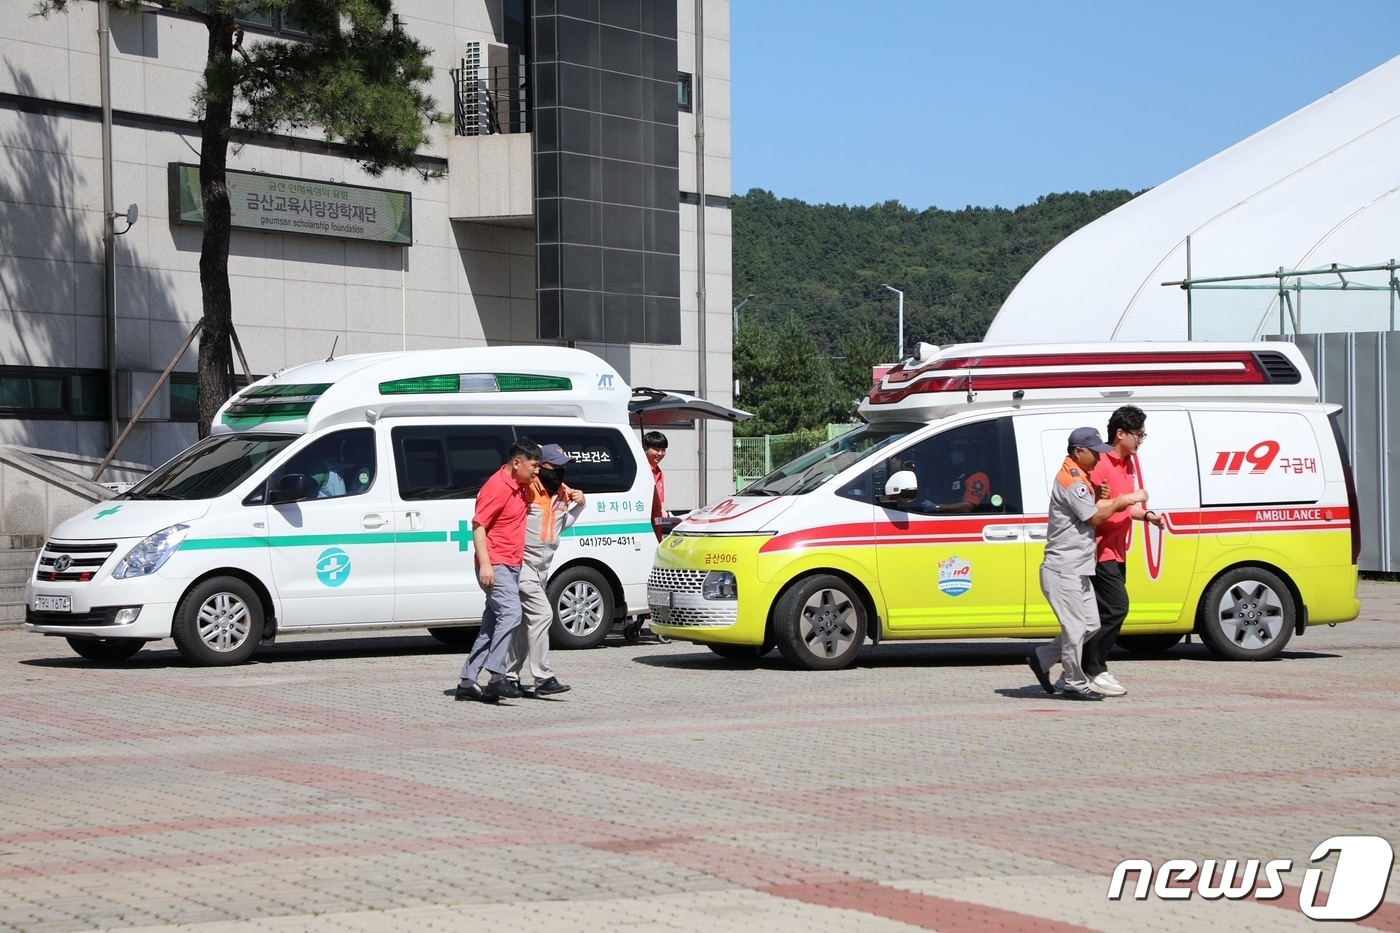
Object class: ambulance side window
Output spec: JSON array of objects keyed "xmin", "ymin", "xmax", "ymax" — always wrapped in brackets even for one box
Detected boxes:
[
  {"xmin": 841, "ymin": 418, "xmax": 1021, "ymax": 514},
  {"xmin": 257, "ymin": 428, "xmax": 376, "ymax": 503},
  {"xmin": 391, "ymin": 426, "xmax": 515, "ymax": 499},
  {"xmin": 522, "ymin": 426, "xmax": 637, "ymax": 493}
]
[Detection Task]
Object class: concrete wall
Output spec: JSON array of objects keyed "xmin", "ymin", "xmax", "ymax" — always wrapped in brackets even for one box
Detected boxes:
[{"xmin": 0, "ymin": 446, "xmax": 113, "ymax": 539}]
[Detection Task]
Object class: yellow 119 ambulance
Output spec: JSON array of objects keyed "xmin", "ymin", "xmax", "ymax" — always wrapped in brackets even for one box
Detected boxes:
[{"xmin": 647, "ymin": 341, "xmax": 1361, "ymax": 669}]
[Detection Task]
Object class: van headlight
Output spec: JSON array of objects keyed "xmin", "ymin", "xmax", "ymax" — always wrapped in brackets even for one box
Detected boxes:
[
  {"xmin": 113, "ymin": 524, "xmax": 190, "ymax": 579},
  {"xmin": 702, "ymin": 571, "xmax": 738, "ymax": 600}
]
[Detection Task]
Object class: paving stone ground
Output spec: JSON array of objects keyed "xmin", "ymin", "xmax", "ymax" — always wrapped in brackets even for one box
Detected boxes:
[{"xmin": 1, "ymin": 582, "xmax": 1397, "ymax": 933}]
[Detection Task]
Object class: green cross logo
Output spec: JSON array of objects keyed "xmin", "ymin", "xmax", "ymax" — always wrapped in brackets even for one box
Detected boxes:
[{"xmin": 449, "ymin": 520, "xmax": 474, "ymax": 552}]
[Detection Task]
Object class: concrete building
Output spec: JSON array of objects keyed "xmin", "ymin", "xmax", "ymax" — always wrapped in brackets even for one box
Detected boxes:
[{"xmin": 0, "ymin": 0, "xmax": 734, "ymax": 511}]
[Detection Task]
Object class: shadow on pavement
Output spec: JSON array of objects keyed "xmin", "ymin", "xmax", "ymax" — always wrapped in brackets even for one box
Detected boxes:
[{"xmin": 629, "ymin": 639, "xmax": 1341, "ymax": 671}]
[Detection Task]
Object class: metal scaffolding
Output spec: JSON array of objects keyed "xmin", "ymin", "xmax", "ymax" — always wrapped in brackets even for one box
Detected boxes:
[{"xmin": 1163, "ymin": 255, "xmax": 1400, "ymax": 339}]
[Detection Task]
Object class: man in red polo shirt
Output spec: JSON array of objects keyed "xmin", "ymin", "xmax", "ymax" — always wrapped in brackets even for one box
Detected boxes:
[
  {"xmin": 1081, "ymin": 406, "xmax": 1166, "ymax": 697},
  {"xmin": 455, "ymin": 438, "xmax": 541, "ymax": 703}
]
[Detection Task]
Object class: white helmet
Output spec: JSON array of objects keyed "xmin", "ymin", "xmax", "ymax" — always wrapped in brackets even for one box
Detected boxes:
[{"xmin": 884, "ymin": 469, "xmax": 918, "ymax": 500}]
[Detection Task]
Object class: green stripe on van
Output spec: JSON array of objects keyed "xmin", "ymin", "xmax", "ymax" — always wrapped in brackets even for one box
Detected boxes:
[
  {"xmin": 180, "ymin": 522, "xmax": 651, "ymax": 552},
  {"xmin": 183, "ymin": 531, "xmax": 451, "ymax": 550},
  {"xmin": 562, "ymin": 522, "xmax": 652, "ymax": 537}
]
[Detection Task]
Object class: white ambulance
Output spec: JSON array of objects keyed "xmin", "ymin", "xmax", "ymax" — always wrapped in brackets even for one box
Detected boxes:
[
  {"xmin": 648, "ymin": 341, "xmax": 1362, "ymax": 670},
  {"xmin": 26, "ymin": 346, "xmax": 741, "ymax": 665}
]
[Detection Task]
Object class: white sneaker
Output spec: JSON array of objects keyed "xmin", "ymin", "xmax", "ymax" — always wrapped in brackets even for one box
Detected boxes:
[{"xmin": 1091, "ymin": 672, "xmax": 1127, "ymax": 696}]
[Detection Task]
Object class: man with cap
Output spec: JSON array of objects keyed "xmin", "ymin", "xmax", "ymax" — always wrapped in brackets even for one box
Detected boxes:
[
  {"xmin": 1027, "ymin": 427, "xmax": 1150, "ymax": 700},
  {"xmin": 505, "ymin": 443, "xmax": 585, "ymax": 697}
]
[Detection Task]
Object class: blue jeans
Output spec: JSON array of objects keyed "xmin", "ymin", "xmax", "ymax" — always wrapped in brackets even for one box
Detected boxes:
[{"xmin": 460, "ymin": 564, "xmax": 522, "ymax": 683}]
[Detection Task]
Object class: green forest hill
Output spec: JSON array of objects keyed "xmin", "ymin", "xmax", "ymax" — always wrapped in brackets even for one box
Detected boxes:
[{"xmin": 731, "ymin": 187, "xmax": 1140, "ymax": 439}]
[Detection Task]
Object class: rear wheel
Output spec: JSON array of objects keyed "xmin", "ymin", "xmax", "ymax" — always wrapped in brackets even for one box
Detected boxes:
[
  {"xmin": 172, "ymin": 576, "xmax": 264, "ymax": 666},
  {"xmin": 1197, "ymin": 567, "xmax": 1295, "ymax": 661},
  {"xmin": 548, "ymin": 566, "xmax": 615, "ymax": 649},
  {"xmin": 1116, "ymin": 633, "xmax": 1184, "ymax": 655},
  {"xmin": 774, "ymin": 575, "xmax": 867, "ymax": 671},
  {"xmin": 65, "ymin": 636, "xmax": 144, "ymax": 662}
]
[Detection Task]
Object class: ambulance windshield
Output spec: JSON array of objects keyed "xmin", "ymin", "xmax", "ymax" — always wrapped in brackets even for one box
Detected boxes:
[
  {"xmin": 741, "ymin": 423, "xmax": 916, "ymax": 497},
  {"xmin": 123, "ymin": 433, "xmax": 297, "ymax": 501}
]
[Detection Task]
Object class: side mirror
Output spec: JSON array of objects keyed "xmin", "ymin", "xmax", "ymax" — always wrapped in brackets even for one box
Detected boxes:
[
  {"xmin": 879, "ymin": 469, "xmax": 919, "ymax": 505},
  {"xmin": 268, "ymin": 473, "xmax": 309, "ymax": 505}
]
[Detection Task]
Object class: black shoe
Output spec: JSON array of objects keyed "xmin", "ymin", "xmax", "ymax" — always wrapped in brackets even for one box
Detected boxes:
[
  {"xmin": 535, "ymin": 676, "xmax": 571, "ymax": 695},
  {"xmin": 515, "ymin": 681, "xmax": 539, "ymax": 699},
  {"xmin": 1027, "ymin": 653, "xmax": 1056, "ymax": 695},
  {"xmin": 454, "ymin": 682, "xmax": 498, "ymax": 703},
  {"xmin": 484, "ymin": 679, "xmax": 521, "ymax": 700},
  {"xmin": 1060, "ymin": 685, "xmax": 1104, "ymax": 701}
]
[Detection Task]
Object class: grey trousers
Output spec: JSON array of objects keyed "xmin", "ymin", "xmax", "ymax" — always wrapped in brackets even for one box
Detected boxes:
[
  {"xmin": 1035, "ymin": 564, "xmax": 1101, "ymax": 692},
  {"xmin": 460, "ymin": 564, "xmax": 522, "ymax": 684},
  {"xmin": 506, "ymin": 563, "xmax": 555, "ymax": 684}
]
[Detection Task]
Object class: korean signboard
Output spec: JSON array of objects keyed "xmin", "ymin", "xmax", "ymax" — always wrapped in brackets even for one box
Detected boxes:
[{"xmin": 168, "ymin": 163, "xmax": 412, "ymax": 246}]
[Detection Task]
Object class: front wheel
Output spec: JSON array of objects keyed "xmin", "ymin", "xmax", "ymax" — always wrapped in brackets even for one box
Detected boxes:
[
  {"xmin": 66, "ymin": 636, "xmax": 144, "ymax": 662},
  {"xmin": 1197, "ymin": 567, "xmax": 1295, "ymax": 661},
  {"xmin": 548, "ymin": 566, "xmax": 616, "ymax": 649},
  {"xmin": 773, "ymin": 575, "xmax": 868, "ymax": 670},
  {"xmin": 172, "ymin": 576, "xmax": 264, "ymax": 666}
]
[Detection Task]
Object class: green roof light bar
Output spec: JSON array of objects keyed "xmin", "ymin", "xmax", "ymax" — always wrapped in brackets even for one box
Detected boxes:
[{"xmin": 379, "ymin": 373, "xmax": 573, "ymax": 395}]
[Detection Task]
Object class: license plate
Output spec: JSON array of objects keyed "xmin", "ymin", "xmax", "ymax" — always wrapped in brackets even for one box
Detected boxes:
[{"xmin": 34, "ymin": 595, "xmax": 70, "ymax": 613}]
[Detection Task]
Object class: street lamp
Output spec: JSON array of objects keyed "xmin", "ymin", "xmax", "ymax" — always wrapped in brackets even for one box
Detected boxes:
[
  {"xmin": 732, "ymin": 294, "xmax": 754, "ymax": 398},
  {"xmin": 732, "ymin": 293, "xmax": 754, "ymax": 333},
  {"xmin": 880, "ymin": 284, "xmax": 904, "ymax": 360}
]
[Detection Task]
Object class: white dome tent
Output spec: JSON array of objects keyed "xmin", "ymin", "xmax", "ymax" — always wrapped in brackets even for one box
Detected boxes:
[{"xmin": 987, "ymin": 55, "xmax": 1400, "ymax": 343}]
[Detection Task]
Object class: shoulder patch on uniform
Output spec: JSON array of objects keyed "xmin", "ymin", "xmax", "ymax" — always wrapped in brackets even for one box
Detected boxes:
[
  {"xmin": 1073, "ymin": 482, "xmax": 1092, "ymax": 500},
  {"xmin": 1067, "ymin": 468, "xmax": 1081, "ymax": 477}
]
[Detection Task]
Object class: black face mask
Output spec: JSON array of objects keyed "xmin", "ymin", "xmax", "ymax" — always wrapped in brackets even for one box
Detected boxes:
[{"xmin": 539, "ymin": 469, "xmax": 564, "ymax": 494}]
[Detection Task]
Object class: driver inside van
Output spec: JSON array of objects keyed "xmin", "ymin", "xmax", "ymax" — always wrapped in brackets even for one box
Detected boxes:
[
  {"xmin": 884, "ymin": 447, "xmax": 990, "ymax": 514},
  {"xmin": 936, "ymin": 444, "xmax": 990, "ymax": 513},
  {"xmin": 310, "ymin": 460, "xmax": 346, "ymax": 499}
]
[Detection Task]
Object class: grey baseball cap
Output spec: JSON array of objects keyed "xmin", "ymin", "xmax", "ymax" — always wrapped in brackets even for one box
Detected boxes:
[{"xmin": 540, "ymin": 443, "xmax": 573, "ymax": 466}]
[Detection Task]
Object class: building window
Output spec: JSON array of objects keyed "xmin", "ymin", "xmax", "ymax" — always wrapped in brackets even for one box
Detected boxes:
[
  {"xmin": 678, "ymin": 72, "xmax": 692, "ymax": 112},
  {"xmin": 169, "ymin": 373, "xmax": 259, "ymax": 423},
  {"xmin": 0, "ymin": 368, "xmax": 106, "ymax": 420},
  {"xmin": 169, "ymin": 375, "xmax": 199, "ymax": 423},
  {"xmin": 179, "ymin": 1, "xmax": 309, "ymax": 38}
]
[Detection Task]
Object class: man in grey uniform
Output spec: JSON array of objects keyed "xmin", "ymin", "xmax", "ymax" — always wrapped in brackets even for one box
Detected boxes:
[
  {"xmin": 1028, "ymin": 427, "xmax": 1149, "ymax": 700},
  {"xmin": 506, "ymin": 443, "xmax": 585, "ymax": 697}
]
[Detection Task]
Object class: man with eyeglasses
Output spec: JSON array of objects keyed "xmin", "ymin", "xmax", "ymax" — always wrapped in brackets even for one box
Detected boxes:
[{"xmin": 1081, "ymin": 405, "xmax": 1167, "ymax": 696}]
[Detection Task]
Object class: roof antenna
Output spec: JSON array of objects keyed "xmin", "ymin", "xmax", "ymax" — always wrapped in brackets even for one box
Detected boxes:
[
  {"xmin": 325, "ymin": 335, "xmax": 339, "ymax": 362},
  {"xmin": 965, "ymin": 370, "xmax": 977, "ymax": 404}
]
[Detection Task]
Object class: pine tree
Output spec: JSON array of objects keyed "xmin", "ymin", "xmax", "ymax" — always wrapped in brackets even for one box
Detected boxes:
[{"xmin": 37, "ymin": 0, "xmax": 440, "ymax": 435}]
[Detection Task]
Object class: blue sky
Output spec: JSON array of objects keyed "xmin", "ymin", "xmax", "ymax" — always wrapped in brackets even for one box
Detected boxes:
[{"xmin": 731, "ymin": 1, "xmax": 1400, "ymax": 210}]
